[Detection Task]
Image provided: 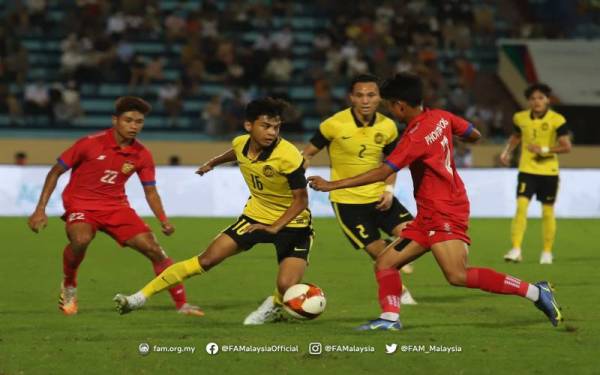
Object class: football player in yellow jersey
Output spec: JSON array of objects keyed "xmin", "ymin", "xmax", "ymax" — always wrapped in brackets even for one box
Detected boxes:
[
  {"xmin": 303, "ymin": 74, "xmax": 417, "ymax": 304},
  {"xmin": 500, "ymin": 83, "xmax": 572, "ymax": 264},
  {"xmin": 113, "ymin": 98, "xmax": 314, "ymax": 324}
]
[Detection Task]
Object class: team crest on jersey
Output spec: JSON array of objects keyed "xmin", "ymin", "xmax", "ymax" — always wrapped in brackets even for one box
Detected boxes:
[
  {"xmin": 121, "ymin": 161, "xmax": 135, "ymax": 174},
  {"xmin": 374, "ymin": 132, "xmax": 384, "ymax": 144},
  {"xmin": 542, "ymin": 123, "xmax": 549, "ymax": 131},
  {"xmin": 263, "ymin": 165, "xmax": 275, "ymax": 177}
]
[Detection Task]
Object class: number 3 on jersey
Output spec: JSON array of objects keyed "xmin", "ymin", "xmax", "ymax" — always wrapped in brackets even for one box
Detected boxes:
[
  {"xmin": 100, "ymin": 170, "xmax": 118, "ymax": 184},
  {"xmin": 440, "ymin": 136, "xmax": 453, "ymax": 176}
]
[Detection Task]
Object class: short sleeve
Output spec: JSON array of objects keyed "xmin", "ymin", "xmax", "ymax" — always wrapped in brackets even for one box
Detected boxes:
[
  {"xmin": 313, "ymin": 119, "xmax": 336, "ymax": 147},
  {"xmin": 58, "ymin": 137, "xmax": 90, "ymax": 170},
  {"xmin": 512, "ymin": 113, "xmax": 521, "ymax": 128},
  {"xmin": 309, "ymin": 129, "xmax": 330, "ymax": 149},
  {"xmin": 384, "ymin": 135, "xmax": 424, "ymax": 171},
  {"xmin": 137, "ymin": 150, "xmax": 156, "ymax": 186},
  {"xmin": 450, "ymin": 113, "xmax": 474, "ymax": 138},
  {"xmin": 382, "ymin": 135, "xmax": 399, "ymax": 156},
  {"xmin": 231, "ymin": 135, "xmax": 247, "ymax": 159},
  {"xmin": 286, "ymin": 164, "xmax": 307, "ymax": 190},
  {"xmin": 279, "ymin": 144, "xmax": 304, "ymax": 175},
  {"xmin": 556, "ymin": 122, "xmax": 570, "ymax": 137}
]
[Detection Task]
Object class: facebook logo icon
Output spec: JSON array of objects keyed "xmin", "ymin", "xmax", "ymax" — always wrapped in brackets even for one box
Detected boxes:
[{"xmin": 205, "ymin": 342, "xmax": 219, "ymax": 355}]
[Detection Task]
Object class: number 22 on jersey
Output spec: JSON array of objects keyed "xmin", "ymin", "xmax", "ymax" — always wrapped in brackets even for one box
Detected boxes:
[{"xmin": 100, "ymin": 170, "xmax": 118, "ymax": 184}]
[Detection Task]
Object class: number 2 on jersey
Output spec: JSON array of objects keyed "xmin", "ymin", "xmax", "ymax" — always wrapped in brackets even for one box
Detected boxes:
[
  {"xmin": 358, "ymin": 144, "xmax": 367, "ymax": 158},
  {"xmin": 355, "ymin": 224, "xmax": 369, "ymax": 239},
  {"xmin": 440, "ymin": 136, "xmax": 453, "ymax": 176}
]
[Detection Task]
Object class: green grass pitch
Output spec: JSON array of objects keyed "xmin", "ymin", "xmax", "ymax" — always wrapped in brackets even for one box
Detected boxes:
[{"xmin": 1, "ymin": 217, "xmax": 599, "ymax": 374}]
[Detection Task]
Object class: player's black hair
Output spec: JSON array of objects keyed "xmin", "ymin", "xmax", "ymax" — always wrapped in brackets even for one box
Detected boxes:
[
  {"xmin": 524, "ymin": 83, "xmax": 552, "ymax": 99},
  {"xmin": 114, "ymin": 96, "xmax": 152, "ymax": 116},
  {"xmin": 380, "ymin": 73, "xmax": 423, "ymax": 107},
  {"xmin": 349, "ymin": 73, "xmax": 380, "ymax": 92},
  {"xmin": 245, "ymin": 97, "xmax": 289, "ymax": 122}
]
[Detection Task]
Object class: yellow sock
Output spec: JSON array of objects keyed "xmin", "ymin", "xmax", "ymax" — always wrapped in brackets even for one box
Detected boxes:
[
  {"xmin": 141, "ymin": 257, "xmax": 203, "ymax": 298},
  {"xmin": 542, "ymin": 204, "xmax": 556, "ymax": 252},
  {"xmin": 511, "ymin": 197, "xmax": 529, "ymax": 249},
  {"xmin": 273, "ymin": 289, "xmax": 283, "ymax": 307}
]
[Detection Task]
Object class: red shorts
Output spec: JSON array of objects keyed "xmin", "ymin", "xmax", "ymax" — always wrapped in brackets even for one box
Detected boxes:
[
  {"xmin": 62, "ymin": 207, "xmax": 151, "ymax": 246},
  {"xmin": 401, "ymin": 203, "xmax": 471, "ymax": 249}
]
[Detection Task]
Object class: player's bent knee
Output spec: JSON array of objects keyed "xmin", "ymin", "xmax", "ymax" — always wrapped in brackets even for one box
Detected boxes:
[
  {"xmin": 136, "ymin": 242, "xmax": 166, "ymax": 262},
  {"xmin": 444, "ymin": 272, "xmax": 467, "ymax": 287},
  {"xmin": 70, "ymin": 234, "xmax": 93, "ymax": 249},
  {"xmin": 374, "ymin": 256, "xmax": 394, "ymax": 271}
]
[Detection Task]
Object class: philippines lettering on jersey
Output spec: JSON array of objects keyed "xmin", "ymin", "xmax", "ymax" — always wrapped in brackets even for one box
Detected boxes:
[{"xmin": 424, "ymin": 117, "xmax": 450, "ymax": 145}]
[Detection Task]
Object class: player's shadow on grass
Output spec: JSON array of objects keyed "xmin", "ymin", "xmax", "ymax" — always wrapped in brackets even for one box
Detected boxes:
[
  {"xmin": 414, "ymin": 294, "xmax": 479, "ymax": 303},
  {"xmin": 138, "ymin": 300, "xmax": 246, "ymax": 312},
  {"xmin": 407, "ymin": 319, "xmax": 542, "ymax": 330}
]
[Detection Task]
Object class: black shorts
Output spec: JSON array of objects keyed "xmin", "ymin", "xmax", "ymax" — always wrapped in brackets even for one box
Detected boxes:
[
  {"xmin": 223, "ymin": 215, "xmax": 313, "ymax": 263},
  {"xmin": 517, "ymin": 172, "xmax": 559, "ymax": 204},
  {"xmin": 331, "ymin": 197, "xmax": 413, "ymax": 249}
]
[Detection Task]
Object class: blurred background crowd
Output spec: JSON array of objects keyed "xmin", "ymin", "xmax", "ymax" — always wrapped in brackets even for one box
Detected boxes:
[{"xmin": 1, "ymin": 0, "xmax": 599, "ymax": 149}]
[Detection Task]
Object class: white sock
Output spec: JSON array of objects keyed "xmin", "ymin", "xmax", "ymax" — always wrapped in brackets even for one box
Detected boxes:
[
  {"xmin": 525, "ymin": 284, "xmax": 540, "ymax": 302},
  {"xmin": 380, "ymin": 312, "xmax": 399, "ymax": 321},
  {"xmin": 128, "ymin": 291, "xmax": 147, "ymax": 308}
]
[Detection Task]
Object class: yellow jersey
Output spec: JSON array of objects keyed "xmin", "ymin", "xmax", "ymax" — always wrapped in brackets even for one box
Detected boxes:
[
  {"xmin": 310, "ymin": 108, "xmax": 399, "ymax": 204},
  {"xmin": 513, "ymin": 109, "xmax": 568, "ymax": 176},
  {"xmin": 232, "ymin": 134, "xmax": 310, "ymax": 228}
]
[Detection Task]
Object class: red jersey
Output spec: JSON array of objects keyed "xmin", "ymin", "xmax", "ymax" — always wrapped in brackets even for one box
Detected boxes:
[
  {"xmin": 384, "ymin": 109, "xmax": 474, "ymax": 213},
  {"xmin": 58, "ymin": 129, "xmax": 156, "ymax": 210}
]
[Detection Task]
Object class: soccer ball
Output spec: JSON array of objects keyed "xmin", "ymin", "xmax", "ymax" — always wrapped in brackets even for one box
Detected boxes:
[{"xmin": 282, "ymin": 283, "xmax": 326, "ymax": 320}]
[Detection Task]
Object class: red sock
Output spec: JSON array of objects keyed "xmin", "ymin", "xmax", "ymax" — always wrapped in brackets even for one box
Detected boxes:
[
  {"xmin": 63, "ymin": 245, "xmax": 85, "ymax": 287},
  {"xmin": 466, "ymin": 267, "xmax": 529, "ymax": 297},
  {"xmin": 376, "ymin": 269, "xmax": 402, "ymax": 314},
  {"xmin": 153, "ymin": 258, "xmax": 187, "ymax": 309}
]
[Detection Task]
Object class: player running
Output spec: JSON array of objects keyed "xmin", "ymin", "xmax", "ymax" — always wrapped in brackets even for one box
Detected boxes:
[
  {"xmin": 114, "ymin": 98, "xmax": 314, "ymax": 325},
  {"xmin": 500, "ymin": 83, "xmax": 571, "ymax": 264},
  {"xmin": 302, "ymin": 73, "xmax": 416, "ymax": 305},
  {"xmin": 27, "ymin": 96, "xmax": 202, "ymax": 316},
  {"xmin": 308, "ymin": 74, "xmax": 563, "ymax": 330}
]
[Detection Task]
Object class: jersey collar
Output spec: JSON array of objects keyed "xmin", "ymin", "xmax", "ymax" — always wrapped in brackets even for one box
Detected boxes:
[
  {"xmin": 529, "ymin": 109, "xmax": 549, "ymax": 120},
  {"xmin": 407, "ymin": 107, "xmax": 430, "ymax": 129},
  {"xmin": 242, "ymin": 136, "xmax": 280, "ymax": 162},
  {"xmin": 350, "ymin": 108, "xmax": 376, "ymax": 127},
  {"xmin": 104, "ymin": 128, "xmax": 140, "ymax": 154}
]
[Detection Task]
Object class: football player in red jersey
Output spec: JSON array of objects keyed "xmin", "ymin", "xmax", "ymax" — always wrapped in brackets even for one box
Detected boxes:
[
  {"xmin": 27, "ymin": 96, "xmax": 202, "ymax": 316},
  {"xmin": 309, "ymin": 74, "xmax": 563, "ymax": 330}
]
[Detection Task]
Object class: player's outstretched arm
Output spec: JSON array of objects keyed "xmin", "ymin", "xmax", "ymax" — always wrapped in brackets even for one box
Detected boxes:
[
  {"xmin": 301, "ymin": 143, "xmax": 322, "ymax": 169},
  {"xmin": 28, "ymin": 163, "xmax": 67, "ymax": 233},
  {"xmin": 143, "ymin": 185, "xmax": 174, "ymax": 236},
  {"xmin": 196, "ymin": 149, "xmax": 236, "ymax": 176},
  {"xmin": 308, "ymin": 164, "xmax": 395, "ymax": 192},
  {"xmin": 245, "ymin": 188, "xmax": 309, "ymax": 235},
  {"xmin": 500, "ymin": 133, "xmax": 522, "ymax": 166}
]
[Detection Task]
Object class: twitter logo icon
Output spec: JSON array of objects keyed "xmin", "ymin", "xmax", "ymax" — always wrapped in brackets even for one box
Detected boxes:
[{"xmin": 385, "ymin": 344, "xmax": 398, "ymax": 354}]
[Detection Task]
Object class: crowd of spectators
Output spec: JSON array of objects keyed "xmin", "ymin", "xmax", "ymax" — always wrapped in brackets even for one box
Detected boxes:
[{"xmin": 0, "ymin": 0, "xmax": 598, "ymax": 140}]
